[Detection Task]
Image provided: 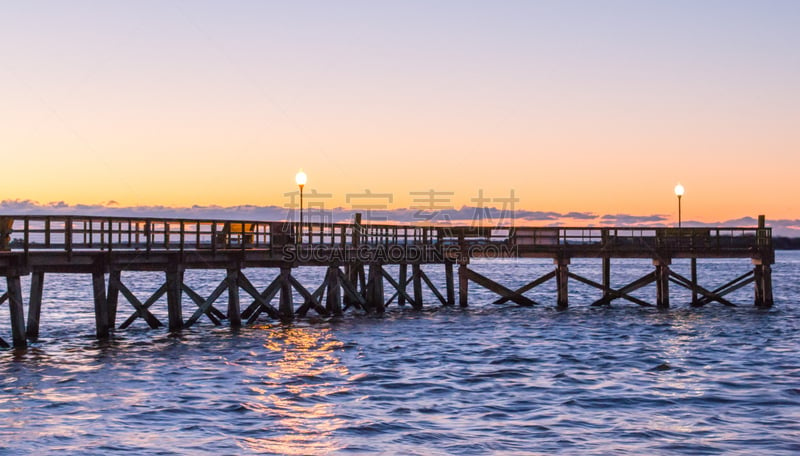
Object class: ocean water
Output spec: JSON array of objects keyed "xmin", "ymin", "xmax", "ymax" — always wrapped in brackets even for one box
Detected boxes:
[{"xmin": 1, "ymin": 253, "xmax": 799, "ymax": 455}]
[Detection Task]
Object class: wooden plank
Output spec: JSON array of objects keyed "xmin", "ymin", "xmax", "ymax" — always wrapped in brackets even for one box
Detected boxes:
[
  {"xmin": 464, "ymin": 268, "xmax": 537, "ymax": 307},
  {"xmin": 419, "ymin": 269, "xmax": 447, "ymax": 306},
  {"xmin": 116, "ymin": 280, "xmax": 165, "ymax": 329},
  {"xmin": 669, "ymin": 269, "xmax": 743, "ymax": 307},
  {"xmin": 380, "ymin": 268, "xmax": 417, "ymax": 309},
  {"xmin": 570, "ymin": 272, "xmax": 653, "ymax": 308},
  {"xmin": 181, "ymin": 283, "xmax": 222, "ymax": 325},
  {"xmin": 494, "ymin": 270, "xmax": 556, "ymax": 304},
  {"xmin": 238, "ymin": 273, "xmax": 281, "ymax": 321},
  {"xmin": 293, "ymin": 276, "xmax": 327, "ymax": 317},
  {"xmin": 289, "ymin": 274, "xmax": 328, "ymax": 317},
  {"xmin": 26, "ymin": 272, "xmax": 44, "ymax": 340},
  {"xmin": 183, "ymin": 278, "xmax": 229, "ymax": 328},
  {"xmin": 0, "ymin": 292, "xmax": 7, "ymax": 305},
  {"xmin": 337, "ymin": 269, "xmax": 367, "ymax": 309}
]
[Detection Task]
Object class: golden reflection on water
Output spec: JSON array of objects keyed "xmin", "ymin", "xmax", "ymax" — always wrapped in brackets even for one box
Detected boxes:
[{"xmin": 240, "ymin": 326, "xmax": 350, "ymax": 455}]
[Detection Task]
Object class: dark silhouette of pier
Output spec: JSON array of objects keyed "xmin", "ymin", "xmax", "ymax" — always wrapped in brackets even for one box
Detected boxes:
[{"xmin": 0, "ymin": 214, "xmax": 774, "ymax": 348}]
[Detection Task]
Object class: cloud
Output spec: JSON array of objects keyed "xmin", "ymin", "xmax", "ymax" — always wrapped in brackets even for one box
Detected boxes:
[
  {"xmin": 2, "ymin": 199, "xmax": 798, "ymax": 237},
  {"xmin": 599, "ymin": 214, "xmax": 669, "ymax": 224}
]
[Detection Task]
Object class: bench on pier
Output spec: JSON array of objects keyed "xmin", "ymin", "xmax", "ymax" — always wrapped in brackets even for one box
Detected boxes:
[
  {"xmin": 215, "ymin": 222, "xmax": 256, "ymax": 248},
  {"xmin": 0, "ymin": 217, "xmax": 12, "ymax": 251}
]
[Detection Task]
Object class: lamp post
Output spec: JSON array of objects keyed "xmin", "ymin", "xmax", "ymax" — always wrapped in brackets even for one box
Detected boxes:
[
  {"xmin": 674, "ymin": 183, "xmax": 685, "ymax": 228},
  {"xmin": 295, "ymin": 169, "xmax": 307, "ymax": 244}
]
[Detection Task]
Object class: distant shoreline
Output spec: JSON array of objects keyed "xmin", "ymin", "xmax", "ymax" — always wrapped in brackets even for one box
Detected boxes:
[{"xmin": 774, "ymin": 237, "xmax": 800, "ymax": 250}]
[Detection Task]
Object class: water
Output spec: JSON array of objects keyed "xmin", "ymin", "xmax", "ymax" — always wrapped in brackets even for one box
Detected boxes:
[{"xmin": 1, "ymin": 253, "xmax": 799, "ymax": 455}]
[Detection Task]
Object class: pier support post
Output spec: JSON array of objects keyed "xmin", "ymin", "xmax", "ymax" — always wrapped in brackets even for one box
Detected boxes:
[
  {"xmin": 326, "ymin": 266, "xmax": 342, "ymax": 316},
  {"xmin": 107, "ymin": 270, "xmax": 120, "ymax": 330},
  {"xmin": 655, "ymin": 259, "xmax": 671, "ymax": 309},
  {"xmin": 445, "ymin": 262, "xmax": 455, "ymax": 306},
  {"xmin": 458, "ymin": 263, "xmax": 469, "ymax": 307},
  {"xmin": 367, "ymin": 263, "xmax": 385, "ymax": 313},
  {"xmin": 412, "ymin": 263, "xmax": 423, "ymax": 309},
  {"xmin": 555, "ymin": 258, "xmax": 570, "ymax": 310},
  {"xmin": 92, "ymin": 269, "xmax": 110, "ymax": 339},
  {"xmin": 691, "ymin": 258, "xmax": 698, "ymax": 306},
  {"xmin": 598, "ymin": 257, "xmax": 611, "ymax": 306},
  {"xmin": 753, "ymin": 260, "xmax": 774, "ymax": 308},
  {"xmin": 279, "ymin": 266, "xmax": 294, "ymax": 322},
  {"xmin": 227, "ymin": 268, "xmax": 241, "ymax": 328},
  {"xmin": 27, "ymin": 271, "xmax": 44, "ymax": 340},
  {"xmin": 398, "ymin": 263, "xmax": 408, "ymax": 307},
  {"xmin": 6, "ymin": 274, "xmax": 27, "ymax": 348},
  {"xmin": 166, "ymin": 264, "xmax": 184, "ymax": 331}
]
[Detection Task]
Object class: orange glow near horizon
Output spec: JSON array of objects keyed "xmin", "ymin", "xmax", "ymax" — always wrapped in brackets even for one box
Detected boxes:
[{"xmin": 2, "ymin": 3, "xmax": 798, "ymax": 224}]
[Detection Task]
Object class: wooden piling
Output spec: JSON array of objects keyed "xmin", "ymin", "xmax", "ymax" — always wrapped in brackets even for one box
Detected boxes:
[
  {"xmin": 655, "ymin": 259, "xmax": 670, "ymax": 309},
  {"xmin": 166, "ymin": 264, "xmax": 184, "ymax": 331},
  {"xmin": 445, "ymin": 262, "xmax": 455, "ymax": 306},
  {"xmin": 368, "ymin": 263, "xmax": 385, "ymax": 313},
  {"xmin": 754, "ymin": 261, "xmax": 773, "ymax": 308},
  {"xmin": 6, "ymin": 274, "xmax": 27, "ymax": 347},
  {"xmin": 326, "ymin": 266, "xmax": 342, "ymax": 315},
  {"xmin": 412, "ymin": 263, "xmax": 423, "ymax": 309},
  {"xmin": 458, "ymin": 263, "xmax": 469, "ymax": 307},
  {"xmin": 600, "ymin": 257, "xmax": 611, "ymax": 305},
  {"xmin": 92, "ymin": 269, "xmax": 110, "ymax": 339},
  {"xmin": 227, "ymin": 268, "xmax": 242, "ymax": 327},
  {"xmin": 691, "ymin": 258, "xmax": 698, "ymax": 306},
  {"xmin": 107, "ymin": 270, "xmax": 120, "ymax": 330},
  {"xmin": 26, "ymin": 271, "xmax": 44, "ymax": 340},
  {"xmin": 555, "ymin": 258, "xmax": 570, "ymax": 310},
  {"xmin": 279, "ymin": 266, "xmax": 294, "ymax": 321},
  {"xmin": 398, "ymin": 263, "xmax": 408, "ymax": 307}
]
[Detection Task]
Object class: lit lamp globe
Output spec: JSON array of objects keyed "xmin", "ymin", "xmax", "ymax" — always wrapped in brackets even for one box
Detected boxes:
[
  {"xmin": 674, "ymin": 183, "xmax": 685, "ymax": 228},
  {"xmin": 295, "ymin": 170, "xmax": 307, "ymax": 244},
  {"xmin": 295, "ymin": 169, "xmax": 307, "ymax": 188}
]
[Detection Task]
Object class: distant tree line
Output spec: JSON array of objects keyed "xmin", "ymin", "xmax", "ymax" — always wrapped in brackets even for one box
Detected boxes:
[{"xmin": 773, "ymin": 237, "xmax": 800, "ymax": 250}]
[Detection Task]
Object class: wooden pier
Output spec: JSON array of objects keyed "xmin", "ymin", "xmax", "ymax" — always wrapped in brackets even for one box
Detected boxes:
[{"xmin": 0, "ymin": 214, "xmax": 775, "ymax": 348}]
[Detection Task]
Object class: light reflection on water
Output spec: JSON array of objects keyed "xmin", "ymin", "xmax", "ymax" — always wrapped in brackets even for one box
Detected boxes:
[
  {"xmin": 239, "ymin": 326, "xmax": 349, "ymax": 455},
  {"xmin": 0, "ymin": 253, "xmax": 798, "ymax": 455}
]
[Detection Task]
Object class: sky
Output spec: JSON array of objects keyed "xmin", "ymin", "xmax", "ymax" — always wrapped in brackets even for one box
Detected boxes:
[{"xmin": 1, "ymin": 1, "xmax": 799, "ymax": 230}]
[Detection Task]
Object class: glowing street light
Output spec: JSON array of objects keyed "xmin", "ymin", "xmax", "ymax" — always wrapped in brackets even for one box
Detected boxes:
[
  {"xmin": 674, "ymin": 183, "xmax": 685, "ymax": 228},
  {"xmin": 295, "ymin": 169, "xmax": 307, "ymax": 244}
]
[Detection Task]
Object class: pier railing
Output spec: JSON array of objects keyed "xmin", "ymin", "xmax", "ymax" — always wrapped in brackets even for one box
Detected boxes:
[{"xmin": 0, "ymin": 215, "xmax": 771, "ymax": 258}]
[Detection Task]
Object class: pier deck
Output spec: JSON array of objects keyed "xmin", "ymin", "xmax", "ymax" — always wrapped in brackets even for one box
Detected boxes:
[{"xmin": 0, "ymin": 215, "xmax": 775, "ymax": 348}]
